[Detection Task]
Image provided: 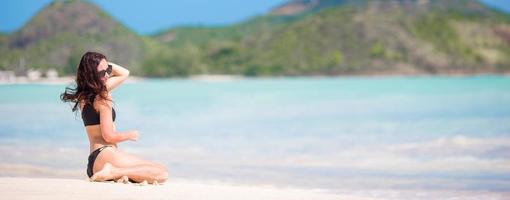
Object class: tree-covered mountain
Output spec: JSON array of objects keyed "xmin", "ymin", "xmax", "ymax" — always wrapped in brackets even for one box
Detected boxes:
[
  {"xmin": 1, "ymin": 0, "xmax": 510, "ymax": 77},
  {"xmin": 270, "ymin": 0, "xmax": 351, "ymax": 16},
  {"xmin": 0, "ymin": 0, "xmax": 145, "ymax": 75},
  {"xmin": 152, "ymin": 0, "xmax": 510, "ymax": 76}
]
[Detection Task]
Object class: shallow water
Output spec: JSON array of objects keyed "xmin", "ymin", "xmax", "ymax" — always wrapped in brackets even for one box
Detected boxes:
[{"xmin": 1, "ymin": 76, "xmax": 510, "ymax": 199}]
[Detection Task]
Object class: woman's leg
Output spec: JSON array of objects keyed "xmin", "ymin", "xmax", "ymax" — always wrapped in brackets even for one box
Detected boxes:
[
  {"xmin": 91, "ymin": 162, "xmax": 168, "ymax": 183},
  {"xmin": 109, "ymin": 149, "xmax": 167, "ymax": 170},
  {"xmin": 92, "ymin": 147, "xmax": 168, "ymax": 183}
]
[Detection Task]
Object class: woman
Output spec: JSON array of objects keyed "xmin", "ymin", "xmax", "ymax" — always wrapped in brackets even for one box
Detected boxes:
[{"xmin": 61, "ymin": 51, "xmax": 168, "ymax": 184}]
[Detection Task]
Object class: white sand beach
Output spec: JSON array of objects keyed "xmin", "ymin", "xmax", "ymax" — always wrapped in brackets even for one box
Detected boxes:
[{"xmin": 0, "ymin": 177, "xmax": 374, "ymax": 200}]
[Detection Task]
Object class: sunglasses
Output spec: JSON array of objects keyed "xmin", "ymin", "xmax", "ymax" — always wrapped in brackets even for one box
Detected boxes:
[{"xmin": 98, "ymin": 64, "xmax": 113, "ymax": 77}]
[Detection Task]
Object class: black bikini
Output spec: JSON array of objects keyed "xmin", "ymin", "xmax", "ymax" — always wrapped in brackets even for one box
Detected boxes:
[
  {"xmin": 87, "ymin": 145, "xmax": 112, "ymax": 178},
  {"xmin": 82, "ymin": 96, "xmax": 116, "ymax": 178},
  {"xmin": 81, "ymin": 97, "xmax": 116, "ymax": 126}
]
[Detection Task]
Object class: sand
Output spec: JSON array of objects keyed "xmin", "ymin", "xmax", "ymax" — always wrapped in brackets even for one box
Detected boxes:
[{"xmin": 0, "ymin": 177, "xmax": 374, "ymax": 200}]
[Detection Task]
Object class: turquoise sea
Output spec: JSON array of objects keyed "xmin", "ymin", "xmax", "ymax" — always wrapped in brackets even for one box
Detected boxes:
[{"xmin": 1, "ymin": 76, "xmax": 510, "ymax": 198}]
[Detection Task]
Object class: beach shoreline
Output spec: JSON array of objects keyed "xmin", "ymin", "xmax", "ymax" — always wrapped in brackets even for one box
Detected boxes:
[{"xmin": 1, "ymin": 73, "xmax": 509, "ymax": 85}]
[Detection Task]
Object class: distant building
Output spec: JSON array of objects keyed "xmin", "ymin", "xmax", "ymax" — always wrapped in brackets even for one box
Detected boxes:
[
  {"xmin": 46, "ymin": 69, "xmax": 58, "ymax": 80},
  {"xmin": 0, "ymin": 71, "xmax": 16, "ymax": 83},
  {"xmin": 27, "ymin": 69, "xmax": 42, "ymax": 81}
]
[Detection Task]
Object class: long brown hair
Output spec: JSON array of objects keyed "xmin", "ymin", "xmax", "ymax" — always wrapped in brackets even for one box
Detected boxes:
[{"xmin": 61, "ymin": 51, "xmax": 110, "ymax": 112}]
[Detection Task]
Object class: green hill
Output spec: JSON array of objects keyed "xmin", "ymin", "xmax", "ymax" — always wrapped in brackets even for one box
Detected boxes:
[
  {"xmin": 1, "ymin": 0, "xmax": 510, "ymax": 77},
  {"xmin": 0, "ymin": 0, "xmax": 145, "ymax": 74},
  {"xmin": 150, "ymin": 0, "xmax": 510, "ymax": 76}
]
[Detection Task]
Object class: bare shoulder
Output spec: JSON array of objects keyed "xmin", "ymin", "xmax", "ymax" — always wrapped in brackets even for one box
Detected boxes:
[{"xmin": 93, "ymin": 93, "xmax": 113, "ymax": 110}]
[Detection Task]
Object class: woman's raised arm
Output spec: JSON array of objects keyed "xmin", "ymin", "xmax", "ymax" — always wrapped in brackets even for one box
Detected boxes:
[{"xmin": 105, "ymin": 61, "xmax": 130, "ymax": 91}]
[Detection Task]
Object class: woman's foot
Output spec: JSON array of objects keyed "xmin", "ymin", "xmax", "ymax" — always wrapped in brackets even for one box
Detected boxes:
[
  {"xmin": 91, "ymin": 163, "xmax": 115, "ymax": 182},
  {"xmin": 116, "ymin": 175, "xmax": 129, "ymax": 184}
]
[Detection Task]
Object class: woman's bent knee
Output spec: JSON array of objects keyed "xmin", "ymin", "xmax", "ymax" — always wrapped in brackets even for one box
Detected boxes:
[{"xmin": 156, "ymin": 169, "xmax": 168, "ymax": 183}]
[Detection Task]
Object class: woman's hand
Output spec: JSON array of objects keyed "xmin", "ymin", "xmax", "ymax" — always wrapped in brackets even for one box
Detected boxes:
[
  {"xmin": 128, "ymin": 130, "xmax": 139, "ymax": 141},
  {"xmin": 105, "ymin": 61, "xmax": 130, "ymax": 91}
]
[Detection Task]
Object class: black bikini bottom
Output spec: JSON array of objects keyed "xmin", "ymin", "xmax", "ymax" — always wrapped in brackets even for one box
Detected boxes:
[{"xmin": 87, "ymin": 145, "xmax": 112, "ymax": 178}]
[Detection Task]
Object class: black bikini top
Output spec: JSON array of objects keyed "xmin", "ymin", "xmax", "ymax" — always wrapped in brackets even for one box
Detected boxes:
[{"xmin": 81, "ymin": 96, "xmax": 116, "ymax": 126}]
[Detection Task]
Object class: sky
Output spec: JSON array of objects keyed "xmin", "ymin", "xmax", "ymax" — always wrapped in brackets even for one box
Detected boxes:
[
  {"xmin": 0, "ymin": 0, "xmax": 287, "ymax": 35},
  {"xmin": 0, "ymin": 0, "xmax": 509, "ymax": 35}
]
